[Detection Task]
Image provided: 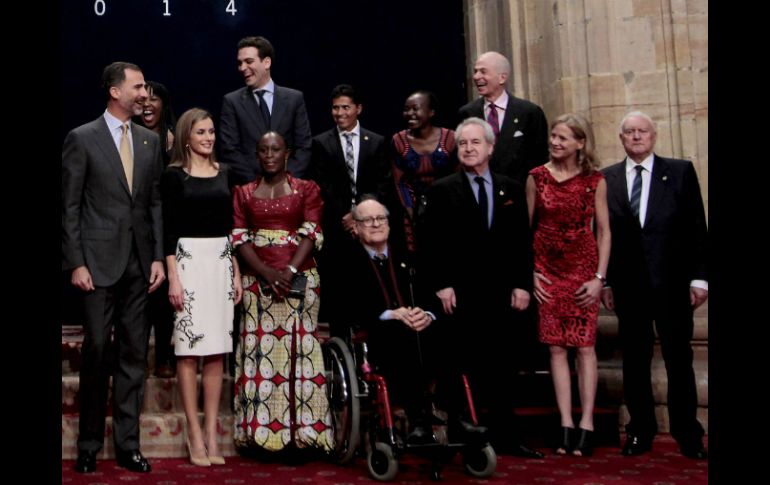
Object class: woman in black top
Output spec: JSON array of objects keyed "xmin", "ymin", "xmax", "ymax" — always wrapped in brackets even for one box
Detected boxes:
[{"xmin": 160, "ymin": 108, "xmax": 242, "ymax": 466}]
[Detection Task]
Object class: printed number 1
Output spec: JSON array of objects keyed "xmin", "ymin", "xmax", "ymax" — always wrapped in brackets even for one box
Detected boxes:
[
  {"xmin": 163, "ymin": 0, "xmax": 171, "ymax": 16},
  {"xmin": 226, "ymin": 0, "xmax": 237, "ymax": 16}
]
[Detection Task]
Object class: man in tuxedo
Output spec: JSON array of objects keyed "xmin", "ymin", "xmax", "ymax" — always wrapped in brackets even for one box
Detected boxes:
[
  {"xmin": 601, "ymin": 111, "xmax": 708, "ymax": 459},
  {"xmin": 62, "ymin": 62, "xmax": 166, "ymax": 473},
  {"xmin": 458, "ymin": 51, "xmax": 548, "ymax": 185},
  {"xmin": 220, "ymin": 36, "xmax": 312, "ymax": 184},
  {"xmin": 422, "ymin": 117, "xmax": 542, "ymax": 458},
  {"xmin": 309, "ymin": 84, "xmax": 392, "ymax": 328},
  {"xmin": 343, "ymin": 196, "xmax": 487, "ymax": 445}
]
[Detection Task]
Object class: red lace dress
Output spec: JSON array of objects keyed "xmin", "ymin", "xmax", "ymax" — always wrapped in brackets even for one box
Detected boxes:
[{"xmin": 530, "ymin": 165, "xmax": 604, "ymax": 347}]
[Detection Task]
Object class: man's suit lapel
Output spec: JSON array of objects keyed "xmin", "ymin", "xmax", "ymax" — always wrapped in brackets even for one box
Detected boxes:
[
  {"xmin": 357, "ymin": 129, "xmax": 375, "ymax": 184},
  {"xmin": 607, "ymin": 163, "xmax": 636, "ymax": 224},
  {"xmin": 130, "ymin": 122, "xmax": 155, "ymax": 197},
  {"xmin": 239, "ymin": 88, "xmax": 267, "ymax": 133},
  {"xmin": 499, "ymin": 93, "xmax": 520, "ymax": 140},
  {"xmin": 645, "ymin": 155, "xmax": 669, "ymax": 228},
  {"xmin": 490, "ymin": 173, "xmax": 508, "ymax": 230},
  {"xmin": 458, "ymin": 172, "xmax": 486, "ymax": 232},
  {"xmin": 93, "ymin": 118, "xmax": 132, "ymax": 196},
  {"xmin": 271, "ymin": 85, "xmax": 287, "ymax": 131}
]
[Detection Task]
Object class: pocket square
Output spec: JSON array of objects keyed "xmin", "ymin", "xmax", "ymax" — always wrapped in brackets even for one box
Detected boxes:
[
  {"xmin": 513, "ymin": 130, "xmax": 524, "ymax": 138},
  {"xmin": 503, "ymin": 199, "xmax": 514, "ymax": 206}
]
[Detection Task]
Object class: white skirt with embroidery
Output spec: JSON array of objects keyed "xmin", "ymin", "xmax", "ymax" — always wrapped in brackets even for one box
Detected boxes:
[{"xmin": 172, "ymin": 237, "xmax": 234, "ymax": 356}]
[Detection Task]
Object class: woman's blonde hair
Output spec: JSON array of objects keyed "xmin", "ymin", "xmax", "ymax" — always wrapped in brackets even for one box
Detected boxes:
[{"xmin": 551, "ymin": 113, "xmax": 599, "ymax": 173}]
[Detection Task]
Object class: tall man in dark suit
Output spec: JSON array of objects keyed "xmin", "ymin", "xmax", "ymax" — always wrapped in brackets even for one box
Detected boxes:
[
  {"xmin": 422, "ymin": 117, "xmax": 542, "ymax": 458},
  {"xmin": 458, "ymin": 51, "xmax": 549, "ymax": 185},
  {"xmin": 309, "ymin": 84, "xmax": 391, "ymax": 328},
  {"xmin": 220, "ymin": 36, "xmax": 313, "ymax": 184},
  {"xmin": 601, "ymin": 111, "xmax": 708, "ymax": 459},
  {"xmin": 62, "ymin": 62, "xmax": 166, "ymax": 473}
]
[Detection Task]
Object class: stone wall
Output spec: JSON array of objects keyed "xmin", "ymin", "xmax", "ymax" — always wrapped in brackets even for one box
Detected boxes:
[{"xmin": 462, "ymin": 0, "xmax": 708, "ymax": 215}]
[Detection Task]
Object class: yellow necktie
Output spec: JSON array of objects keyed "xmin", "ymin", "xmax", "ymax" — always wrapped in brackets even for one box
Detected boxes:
[{"xmin": 120, "ymin": 123, "xmax": 134, "ymax": 193}]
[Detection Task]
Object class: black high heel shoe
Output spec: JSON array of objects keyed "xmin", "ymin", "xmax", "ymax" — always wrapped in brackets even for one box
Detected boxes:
[
  {"xmin": 555, "ymin": 426, "xmax": 574, "ymax": 455},
  {"xmin": 572, "ymin": 428, "xmax": 593, "ymax": 457}
]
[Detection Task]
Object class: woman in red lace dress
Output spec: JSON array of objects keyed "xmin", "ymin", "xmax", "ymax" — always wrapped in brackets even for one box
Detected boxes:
[
  {"xmin": 231, "ymin": 132, "xmax": 333, "ymax": 453},
  {"xmin": 526, "ymin": 114, "xmax": 610, "ymax": 457}
]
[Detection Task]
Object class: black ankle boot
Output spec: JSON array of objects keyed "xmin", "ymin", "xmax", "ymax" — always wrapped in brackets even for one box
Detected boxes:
[
  {"xmin": 555, "ymin": 426, "xmax": 574, "ymax": 455},
  {"xmin": 572, "ymin": 428, "xmax": 593, "ymax": 457}
]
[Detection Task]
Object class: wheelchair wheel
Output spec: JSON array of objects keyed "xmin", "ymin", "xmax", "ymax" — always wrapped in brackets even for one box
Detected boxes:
[
  {"xmin": 367, "ymin": 441, "xmax": 399, "ymax": 481},
  {"xmin": 323, "ymin": 336, "xmax": 360, "ymax": 464},
  {"xmin": 462, "ymin": 444, "xmax": 497, "ymax": 478}
]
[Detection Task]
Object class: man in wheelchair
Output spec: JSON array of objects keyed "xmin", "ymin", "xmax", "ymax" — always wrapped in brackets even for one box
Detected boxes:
[{"xmin": 338, "ymin": 195, "xmax": 488, "ymax": 447}]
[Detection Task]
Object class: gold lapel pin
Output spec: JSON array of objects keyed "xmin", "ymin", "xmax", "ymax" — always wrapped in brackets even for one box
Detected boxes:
[
  {"xmin": 400, "ymin": 262, "xmax": 406, "ymax": 268},
  {"xmin": 143, "ymin": 140, "xmax": 148, "ymax": 144},
  {"xmin": 514, "ymin": 118, "xmax": 519, "ymax": 123},
  {"xmin": 364, "ymin": 135, "xmax": 369, "ymax": 141}
]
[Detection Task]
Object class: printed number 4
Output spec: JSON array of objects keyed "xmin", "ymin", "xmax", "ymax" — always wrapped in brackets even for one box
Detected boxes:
[{"xmin": 226, "ymin": 0, "xmax": 237, "ymax": 15}]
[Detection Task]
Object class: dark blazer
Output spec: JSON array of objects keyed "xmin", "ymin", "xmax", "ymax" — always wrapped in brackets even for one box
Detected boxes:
[
  {"xmin": 62, "ymin": 117, "xmax": 164, "ymax": 286},
  {"xmin": 309, "ymin": 126, "xmax": 392, "ymax": 242},
  {"xmin": 458, "ymin": 93, "xmax": 549, "ymax": 185},
  {"xmin": 422, "ymin": 170, "xmax": 533, "ymax": 306},
  {"xmin": 219, "ymin": 84, "xmax": 312, "ymax": 184},
  {"xmin": 602, "ymin": 155, "xmax": 708, "ymax": 297}
]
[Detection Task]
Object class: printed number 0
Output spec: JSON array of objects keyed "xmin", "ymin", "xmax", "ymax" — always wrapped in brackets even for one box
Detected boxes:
[
  {"xmin": 226, "ymin": 0, "xmax": 237, "ymax": 16},
  {"xmin": 94, "ymin": 0, "xmax": 105, "ymax": 16}
]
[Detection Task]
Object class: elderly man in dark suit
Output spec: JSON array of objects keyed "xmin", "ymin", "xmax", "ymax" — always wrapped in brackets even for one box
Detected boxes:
[
  {"xmin": 601, "ymin": 111, "xmax": 708, "ymax": 459},
  {"xmin": 422, "ymin": 117, "xmax": 542, "ymax": 458},
  {"xmin": 458, "ymin": 51, "xmax": 549, "ymax": 185},
  {"xmin": 220, "ymin": 36, "xmax": 312, "ymax": 184},
  {"xmin": 62, "ymin": 62, "xmax": 166, "ymax": 473},
  {"xmin": 309, "ymin": 84, "xmax": 392, "ymax": 328}
]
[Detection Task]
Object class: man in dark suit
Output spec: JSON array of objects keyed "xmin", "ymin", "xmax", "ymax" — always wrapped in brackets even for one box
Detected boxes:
[
  {"xmin": 458, "ymin": 51, "xmax": 549, "ymax": 185},
  {"xmin": 343, "ymin": 196, "xmax": 487, "ymax": 445},
  {"xmin": 601, "ymin": 111, "xmax": 708, "ymax": 459},
  {"xmin": 422, "ymin": 117, "xmax": 542, "ymax": 458},
  {"xmin": 309, "ymin": 84, "xmax": 392, "ymax": 328},
  {"xmin": 220, "ymin": 36, "xmax": 312, "ymax": 184},
  {"xmin": 62, "ymin": 62, "xmax": 166, "ymax": 473}
]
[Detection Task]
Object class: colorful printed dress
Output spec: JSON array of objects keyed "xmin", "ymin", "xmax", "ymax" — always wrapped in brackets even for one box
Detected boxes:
[
  {"xmin": 231, "ymin": 175, "xmax": 333, "ymax": 452},
  {"xmin": 391, "ymin": 127, "xmax": 457, "ymax": 252},
  {"xmin": 530, "ymin": 165, "xmax": 604, "ymax": 347}
]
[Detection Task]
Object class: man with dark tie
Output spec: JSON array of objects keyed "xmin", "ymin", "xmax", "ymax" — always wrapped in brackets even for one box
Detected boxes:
[
  {"xmin": 309, "ymin": 84, "xmax": 392, "ymax": 328},
  {"xmin": 343, "ymin": 196, "xmax": 487, "ymax": 445},
  {"xmin": 601, "ymin": 111, "xmax": 708, "ymax": 459},
  {"xmin": 62, "ymin": 62, "xmax": 166, "ymax": 474},
  {"xmin": 422, "ymin": 117, "xmax": 543, "ymax": 458},
  {"xmin": 220, "ymin": 36, "xmax": 312, "ymax": 185},
  {"xmin": 458, "ymin": 51, "xmax": 549, "ymax": 185}
]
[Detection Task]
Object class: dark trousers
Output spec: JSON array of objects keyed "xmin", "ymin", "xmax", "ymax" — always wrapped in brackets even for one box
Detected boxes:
[
  {"xmin": 146, "ymin": 279, "xmax": 174, "ymax": 368},
  {"xmin": 616, "ymin": 287, "xmax": 704, "ymax": 448},
  {"xmin": 77, "ymin": 248, "xmax": 151, "ymax": 454}
]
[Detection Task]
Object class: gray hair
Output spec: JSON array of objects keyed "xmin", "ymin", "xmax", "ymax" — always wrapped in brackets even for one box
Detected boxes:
[
  {"xmin": 479, "ymin": 51, "xmax": 511, "ymax": 77},
  {"xmin": 619, "ymin": 111, "xmax": 657, "ymax": 134},
  {"xmin": 455, "ymin": 117, "xmax": 496, "ymax": 145},
  {"xmin": 352, "ymin": 195, "xmax": 390, "ymax": 220}
]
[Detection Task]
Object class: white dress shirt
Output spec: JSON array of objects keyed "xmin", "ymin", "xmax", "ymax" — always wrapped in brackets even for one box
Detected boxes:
[{"xmin": 253, "ymin": 79, "xmax": 275, "ymax": 114}]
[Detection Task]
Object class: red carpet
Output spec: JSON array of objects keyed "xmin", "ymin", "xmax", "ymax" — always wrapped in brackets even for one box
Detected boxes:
[{"xmin": 61, "ymin": 434, "xmax": 708, "ymax": 484}]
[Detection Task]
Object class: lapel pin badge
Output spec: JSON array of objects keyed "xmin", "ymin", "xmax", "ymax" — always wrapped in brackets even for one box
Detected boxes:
[
  {"xmin": 143, "ymin": 140, "xmax": 147, "ymax": 144},
  {"xmin": 400, "ymin": 262, "xmax": 406, "ymax": 268},
  {"xmin": 364, "ymin": 135, "xmax": 369, "ymax": 140},
  {"xmin": 514, "ymin": 118, "xmax": 519, "ymax": 123},
  {"xmin": 499, "ymin": 190, "xmax": 504, "ymax": 196},
  {"xmin": 662, "ymin": 175, "xmax": 667, "ymax": 181}
]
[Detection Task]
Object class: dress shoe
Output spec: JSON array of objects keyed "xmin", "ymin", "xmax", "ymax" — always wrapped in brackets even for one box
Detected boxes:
[
  {"xmin": 74, "ymin": 450, "xmax": 97, "ymax": 473},
  {"xmin": 116, "ymin": 449, "xmax": 152, "ymax": 472},
  {"xmin": 448, "ymin": 419, "xmax": 489, "ymax": 445},
  {"xmin": 406, "ymin": 424, "xmax": 438, "ymax": 445},
  {"xmin": 572, "ymin": 428, "xmax": 593, "ymax": 457},
  {"xmin": 681, "ymin": 444, "xmax": 708, "ymax": 459},
  {"xmin": 621, "ymin": 434, "xmax": 652, "ymax": 456},
  {"xmin": 154, "ymin": 363, "xmax": 175, "ymax": 378},
  {"xmin": 510, "ymin": 443, "xmax": 544, "ymax": 459},
  {"xmin": 187, "ymin": 439, "xmax": 211, "ymax": 467}
]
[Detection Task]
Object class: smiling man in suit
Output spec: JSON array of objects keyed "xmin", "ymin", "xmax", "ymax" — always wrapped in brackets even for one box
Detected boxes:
[
  {"xmin": 309, "ymin": 84, "xmax": 392, "ymax": 329},
  {"xmin": 62, "ymin": 62, "xmax": 166, "ymax": 474},
  {"xmin": 220, "ymin": 36, "xmax": 313, "ymax": 184},
  {"xmin": 422, "ymin": 117, "xmax": 542, "ymax": 458},
  {"xmin": 601, "ymin": 111, "xmax": 708, "ymax": 459},
  {"xmin": 458, "ymin": 51, "xmax": 548, "ymax": 185}
]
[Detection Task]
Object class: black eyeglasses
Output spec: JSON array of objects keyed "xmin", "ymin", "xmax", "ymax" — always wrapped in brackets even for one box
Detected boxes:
[{"xmin": 355, "ymin": 215, "xmax": 388, "ymax": 227}]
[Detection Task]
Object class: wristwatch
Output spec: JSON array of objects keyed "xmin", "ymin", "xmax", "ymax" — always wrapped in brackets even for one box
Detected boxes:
[
  {"xmin": 287, "ymin": 264, "xmax": 298, "ymax": 275},
  {"xmin": 594, "ymin": 272, "xmax": 606, "ymax": 284}
]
